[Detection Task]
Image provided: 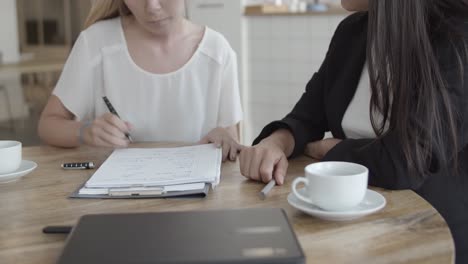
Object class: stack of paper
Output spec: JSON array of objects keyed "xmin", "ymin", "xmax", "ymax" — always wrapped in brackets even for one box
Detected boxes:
[{"xmin": 76, "ymin": 144, "xmax": 222, "ymax": 198}]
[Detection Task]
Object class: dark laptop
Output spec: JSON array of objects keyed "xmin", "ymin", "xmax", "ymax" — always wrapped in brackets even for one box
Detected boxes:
[{"xmin": 57, "ymin": 208, "xmax": 305, "ymax": 264}]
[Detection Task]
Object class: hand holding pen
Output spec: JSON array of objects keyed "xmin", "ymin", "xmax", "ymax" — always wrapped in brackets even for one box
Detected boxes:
[
  {"xmin": 102, "ymin": 97, "xmax": 133, "ymax": 142},
  {"xmin": 79, "ymin": 97, "xmax": 133, "ymax": 148}
]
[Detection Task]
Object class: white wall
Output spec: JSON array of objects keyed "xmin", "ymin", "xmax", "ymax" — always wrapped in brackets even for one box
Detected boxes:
[
  {"xmin": 0, "ymin": 0, "xmax": 20, "ymax": 63},
  {"xmin": 187, "ymin": 0, "xmax": 243, "ymax": 56},
  {"xmin": 244, "ymin": 15, "xmax": 346, "ymax": 143},
  {"xmin": 0, "ymin": 0, "xmax": 28, "ymax": 122}
]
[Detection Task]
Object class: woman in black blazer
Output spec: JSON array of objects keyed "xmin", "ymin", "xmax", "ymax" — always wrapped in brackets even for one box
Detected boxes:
[{"xmin": 239, "ymin": 0, "xmax": 468, "ymax": 262}]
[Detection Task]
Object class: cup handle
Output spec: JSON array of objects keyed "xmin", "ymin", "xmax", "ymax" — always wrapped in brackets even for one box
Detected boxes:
[{"xmin": 292, "ymin": 177, "xmax": 313, "ymax": 204}]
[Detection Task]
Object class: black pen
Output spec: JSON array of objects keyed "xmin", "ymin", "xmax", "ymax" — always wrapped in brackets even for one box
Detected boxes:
[
  {"xmin": 43, "ymin": 226, "xmax": 73, "ymax": 234},
  {"xmin": 102, "ymin": 96, "xmax": 133, "ymax": 142}
]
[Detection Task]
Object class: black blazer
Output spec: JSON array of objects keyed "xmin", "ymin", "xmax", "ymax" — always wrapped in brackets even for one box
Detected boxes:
[{"xmin": 254, "ymin": 12, "xmax": 468, "ymax": 263}]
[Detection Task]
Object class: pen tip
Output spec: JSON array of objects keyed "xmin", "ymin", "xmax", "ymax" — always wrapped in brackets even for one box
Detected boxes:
[{"xmin": 258, "ymin": 192, "xmax": 267, "ymax": 200}]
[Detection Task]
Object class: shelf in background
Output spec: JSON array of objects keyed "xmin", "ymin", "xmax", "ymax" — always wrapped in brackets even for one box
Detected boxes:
[
  {"xmin": 244, "ymin": 4, "xmax": 349, "ymax": 16},
  {"xmin": 0, "ymin": 58, "xmax": 65, "ymax": 75}
]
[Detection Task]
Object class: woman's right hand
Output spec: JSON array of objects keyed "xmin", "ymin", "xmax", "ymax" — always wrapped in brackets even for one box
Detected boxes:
[
  {"xmin": 82, "ymin": 113, "xmax": 131, "ymax": 148},
  {"xmin": 239, "ymin": 133, "xmax": 292, "ymax": 185}
]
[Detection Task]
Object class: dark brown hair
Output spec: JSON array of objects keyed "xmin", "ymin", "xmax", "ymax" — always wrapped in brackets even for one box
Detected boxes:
[{"xmin": 367, "ymin": 0, "xmax": 468, "ymax": 176}]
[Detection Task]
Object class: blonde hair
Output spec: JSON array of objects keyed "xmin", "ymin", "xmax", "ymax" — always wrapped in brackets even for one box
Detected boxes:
[{"xmin": 84, "ymin": 0, "xmax": 131, "ymax": 29}]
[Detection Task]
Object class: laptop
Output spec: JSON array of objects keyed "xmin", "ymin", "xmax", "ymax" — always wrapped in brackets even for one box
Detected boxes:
[{"xmin": 57, "ymin": 208, "xmax": 305, "ymax": 264}]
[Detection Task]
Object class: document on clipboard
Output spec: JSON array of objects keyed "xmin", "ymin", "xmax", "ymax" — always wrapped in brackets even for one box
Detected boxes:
[{"xmin": 70, "ymin": 144, "xmax": 222, "ymax": 199}]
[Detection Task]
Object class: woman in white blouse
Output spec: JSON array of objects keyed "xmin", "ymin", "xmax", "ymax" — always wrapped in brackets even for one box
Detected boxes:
[{"xmin": 38, "ymin": 0, "xmax": 244, "ymax": 161}]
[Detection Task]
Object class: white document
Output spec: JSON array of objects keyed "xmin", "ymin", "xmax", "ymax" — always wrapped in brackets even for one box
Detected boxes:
[{"xmin": 85, "ymin": 144, "xmax": 222, "ymax": 188}]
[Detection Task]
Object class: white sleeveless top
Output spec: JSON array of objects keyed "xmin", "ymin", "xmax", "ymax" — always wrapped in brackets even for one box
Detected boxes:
[{"xmin": 53, "ymin": 17, "xmax": 243, "ymax": 143}]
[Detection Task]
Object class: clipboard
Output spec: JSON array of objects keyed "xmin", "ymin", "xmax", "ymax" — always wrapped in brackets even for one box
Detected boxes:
[
  {"xmin": 68, "ymin": 145, "xmax": 221, "ymax": 200},
  {"xmin": 69, "ymin": 183, "xmax": 211, "ymax": 199}
]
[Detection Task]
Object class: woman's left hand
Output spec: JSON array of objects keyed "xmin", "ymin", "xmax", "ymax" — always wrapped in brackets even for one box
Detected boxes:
[
  {"xmin": 200, "ymin": 127, "xmax": 245, "ymax": 162},
  {"xmin": 305, "ymin": 138, "xmax": 342, "ymax": 160}
]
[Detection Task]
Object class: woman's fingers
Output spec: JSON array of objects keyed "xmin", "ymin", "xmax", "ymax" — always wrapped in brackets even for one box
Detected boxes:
[
  {"xmin": 97, "ymin": 127, "xmax": 129, "ymax": 147},
  {"xmin": 101, "ymin": 122, "xmax": 127, "ymax": 139},
  {"xmin": 83, "ymin": 114, "xmax": 131, "ymax": 148},
  {"xmin": 105, "ymin": 135, "xmax": 129, "ymax": 147},
  {"xmin": 103, "ymin": 113, "xmax": 130, "ymax": 134},
  {"xmin": 239, "ymin": 141, "xmax": 289, "ymax": 184},
  {"xmin": 198, "ymin": 136, "xmax": 210, "ymax": 144},
  {"xmin": 273, "ymin": 155, "xmax": 288, "ymax": 185},
  {"xmin": 87, "ymin": 123, "xmax": 128, "ymax": 148},
  {"xmin": 249, "ymin": 148, "xmax": 263, "ymax": 181},
  {"xmin": 239, "ymin": 149, "xmax": 251, "ymax": 177},
  {"xmin": 125, "ymin": 121, "xmax": 134, "ymax": 131},
  {"xmin": 259, "ymin": 154, "xmax": 275, "ymax": 183},
  {"xmin": 221, "ymin": 141, "xmax": 230, "ymax": 161},
  {"xmin": 93, "ymin": 137, "xmax": 113, "ymax": 148},
  {"xmin": 87, "ymin": 127, "xmax": 113, "ymax": 147},
  {"xmin": 229, "ymin": 143, "xmax": 239, "ymax": 161}
]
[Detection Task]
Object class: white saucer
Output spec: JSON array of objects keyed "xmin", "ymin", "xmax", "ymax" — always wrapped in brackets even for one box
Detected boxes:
[
  {"xmin": 287, "ymin": 188, "xmax": 386, "ymax": 221},
  {"xmin": 0, "ymin": 160, "xmax": 37, "ymax": 184}
]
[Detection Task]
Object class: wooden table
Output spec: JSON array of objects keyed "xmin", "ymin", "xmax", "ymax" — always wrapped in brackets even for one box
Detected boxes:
[{"xmin": 0, "ymin": 143, "xmax": 455, "ymax": 264}]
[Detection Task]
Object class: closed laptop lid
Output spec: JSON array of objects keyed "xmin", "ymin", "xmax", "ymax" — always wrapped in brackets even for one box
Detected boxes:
[{"xmin": 57, "ymin": 208, "xmax": 305, "ymax": 264}]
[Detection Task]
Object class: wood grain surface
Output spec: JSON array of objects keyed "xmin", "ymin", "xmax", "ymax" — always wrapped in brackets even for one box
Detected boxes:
[{"xmin": 0, "ymin": 143, "xmax": 454, "ymax": 264}]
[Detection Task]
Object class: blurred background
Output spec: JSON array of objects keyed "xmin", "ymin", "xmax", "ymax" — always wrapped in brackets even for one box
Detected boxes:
[{"xmin": 0, "ymin": 0, "xmax": 345, "ymax": 146}]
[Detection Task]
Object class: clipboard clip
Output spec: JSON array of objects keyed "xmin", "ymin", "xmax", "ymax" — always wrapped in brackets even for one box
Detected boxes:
[{"xmin": 108, "ymin": 187, "xmax": 165, "ymax": 197}]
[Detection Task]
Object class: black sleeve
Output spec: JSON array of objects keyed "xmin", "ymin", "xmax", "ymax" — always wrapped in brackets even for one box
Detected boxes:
[
  {"xmin": 322, "ymin": 134, "xmax": 422, "ymax": 189},
  {"xmin": 323, "ymin": 35, "xmax": 468, "ymax": 190}
]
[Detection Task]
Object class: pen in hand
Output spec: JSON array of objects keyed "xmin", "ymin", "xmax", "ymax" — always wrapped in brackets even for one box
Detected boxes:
[{"xmin": 102, "ymin": 96, "xmax": 133, "ymax": 142}]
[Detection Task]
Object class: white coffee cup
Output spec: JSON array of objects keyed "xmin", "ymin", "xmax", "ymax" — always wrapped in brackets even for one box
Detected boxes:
[
  {"xmin": 0, "ymin": 141, "xmax": 22, "ymax": 174},
  {"xmin": 292, "ymin": 162, "xmax": 368, "ymax": 211}
]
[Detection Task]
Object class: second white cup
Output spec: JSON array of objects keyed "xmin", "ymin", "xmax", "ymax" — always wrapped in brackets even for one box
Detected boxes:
[
  {"xmin": 0, "ymin": 141, "xmax": 22, "ymax": 174},
  {"xmin": 292, "ymin": 162, "xmax": 368, "ymax": 211}
]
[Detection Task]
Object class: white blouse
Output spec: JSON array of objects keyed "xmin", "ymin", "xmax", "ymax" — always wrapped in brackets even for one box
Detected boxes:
[
  {"xmin": 341, "ymin": 63, "xmax": 388, "ymax": 139},
  {"xmin": 53, "ymin": 17, "xmax": 243, "ymax": 143}
]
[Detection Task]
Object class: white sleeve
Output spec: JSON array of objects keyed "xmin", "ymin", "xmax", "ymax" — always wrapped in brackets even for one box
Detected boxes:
[
  {"xmin": 53, "ymin": 32, "xmax": 96, "ymax": 121},
  {"xmin": 217, "ymin": 49, "xmax": 243, "ymax": 127}
]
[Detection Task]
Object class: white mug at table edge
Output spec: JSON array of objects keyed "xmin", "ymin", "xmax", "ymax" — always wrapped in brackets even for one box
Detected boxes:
[
  {"xmin": 0, "ymin": 141, "xmax": 22, "ymax": 174},
  {"xmin": 292, "ymin": 161, "xmax": 369, "ymax": 211}
]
